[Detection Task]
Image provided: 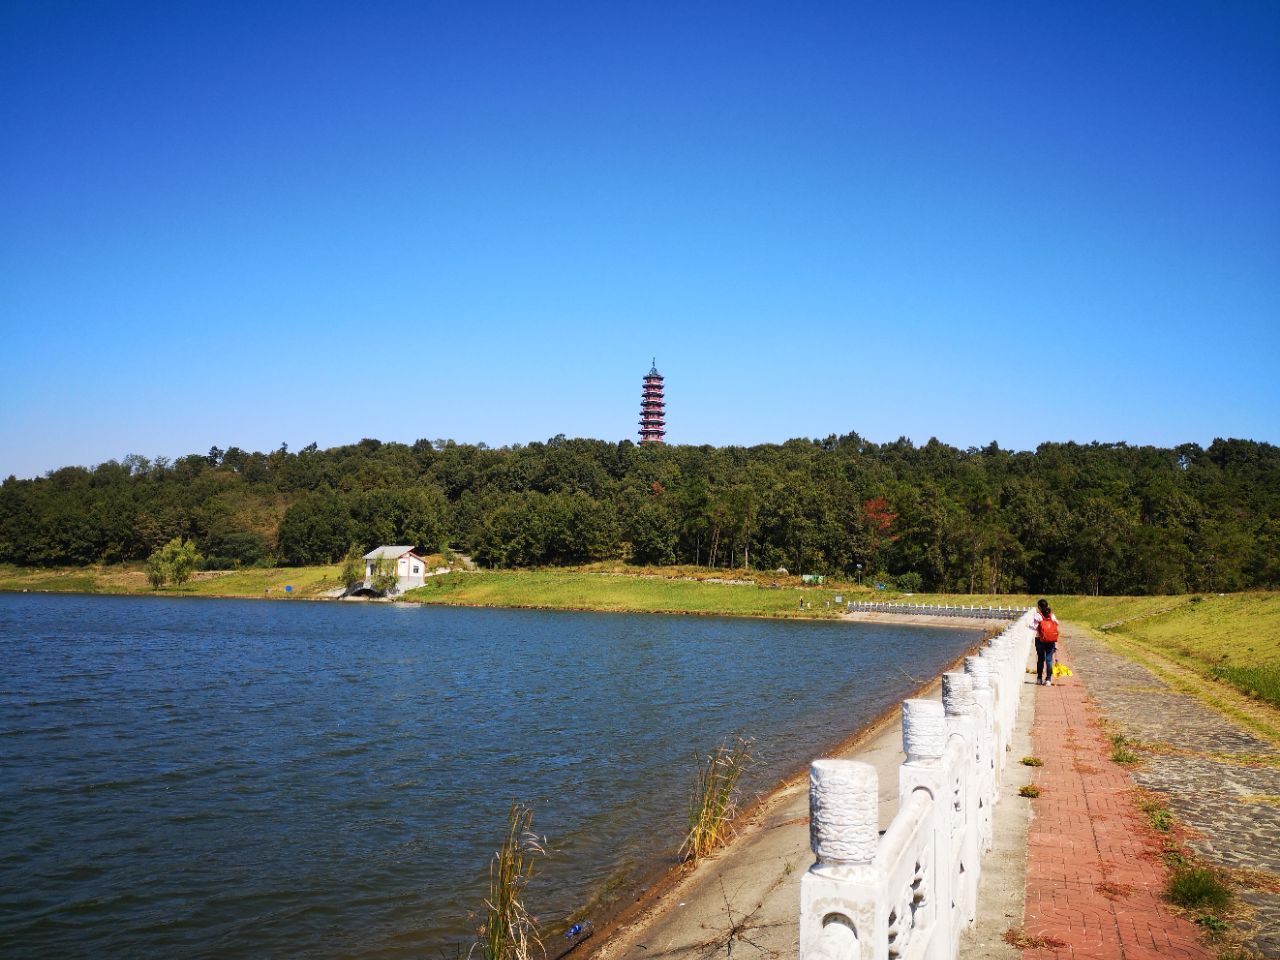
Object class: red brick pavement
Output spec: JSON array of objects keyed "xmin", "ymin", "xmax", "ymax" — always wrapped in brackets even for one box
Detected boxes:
[{"xmin": 1021, "ymin": 655, "xmax": 1213, "ymax": 960}]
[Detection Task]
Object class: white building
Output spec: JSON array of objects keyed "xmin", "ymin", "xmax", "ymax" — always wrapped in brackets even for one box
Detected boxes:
[{"xmin": 362, "ymin": 546, "xmax": 428, "ymax": 594}]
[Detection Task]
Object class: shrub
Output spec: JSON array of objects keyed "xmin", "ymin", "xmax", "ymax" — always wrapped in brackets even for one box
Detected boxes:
[
  {"xmin": 370, "ymin": 556, "xmax": 398, "ymax": 594},
  {"xmin": 896, "ymin": 572, "xmax": 923, "ymax": 593},
  {"xmin": 144, "ymin": 537, "xmax": 201, "ymax": 588},
  {"xmin": 1167, "ymin": 866, "xmax": 1232, "ymax": 912},
  {"xmin": 340, "ymin": 543, "xmax": 365, "ymax": 585}
]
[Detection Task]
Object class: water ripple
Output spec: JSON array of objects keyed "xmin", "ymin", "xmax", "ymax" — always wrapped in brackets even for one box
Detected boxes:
[{"xmin": 0, "ymin": 592, "xmax": 982, "ymax": 959}]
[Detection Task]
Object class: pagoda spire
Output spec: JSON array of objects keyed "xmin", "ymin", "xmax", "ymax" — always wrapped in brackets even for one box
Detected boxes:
[{"xmin": 638, "ymin": 361, "xmax": 666, "ymax": 444}]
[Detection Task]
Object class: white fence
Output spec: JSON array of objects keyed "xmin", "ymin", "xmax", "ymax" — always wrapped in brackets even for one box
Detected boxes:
[
  {"xmin": 845, "ymin": 602, "xmax": 1023, "ymax": 621},
  {"xmin": 799, "ymin": 608, "xmax": 1035, "ymax": 960}
]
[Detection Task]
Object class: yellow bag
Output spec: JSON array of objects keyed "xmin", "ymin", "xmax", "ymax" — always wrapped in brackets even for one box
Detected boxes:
[{"xmin": 1052, "ymin": 662, "xmax": 1073, "ymax": 678}]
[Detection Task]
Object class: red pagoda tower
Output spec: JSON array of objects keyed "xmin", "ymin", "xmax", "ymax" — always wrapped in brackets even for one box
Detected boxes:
[{"xmin": 638, "ymin": 360, "xmax": 666, "ymax": 444}]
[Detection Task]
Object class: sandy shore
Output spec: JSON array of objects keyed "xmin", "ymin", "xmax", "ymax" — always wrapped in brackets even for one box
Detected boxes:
[{"xmin": 585, "ymin": 642, "xmax": 1037, "ymax": 960}]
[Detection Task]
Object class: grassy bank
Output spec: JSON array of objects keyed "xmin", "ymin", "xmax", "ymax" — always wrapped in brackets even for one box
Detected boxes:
[
  {"xmin": 0, "ymin": 562, "xmax": 344, "ymax": 599},
  {"xmin": 1092, "ymin": 594, "xmax": 1280, "ymax": 717},
  {"xmin": 401, "ymin": 569, "xmax": 859, "ymax": 618}
]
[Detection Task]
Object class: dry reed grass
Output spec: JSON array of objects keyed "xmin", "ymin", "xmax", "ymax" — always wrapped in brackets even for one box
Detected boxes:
[
  {"xmin": 681, "ymin": 737, "xmax": 752, "ymax": 862},
  {"xmin": 478, "ymin": 803, "xmax": 546, "ymax": 960}
]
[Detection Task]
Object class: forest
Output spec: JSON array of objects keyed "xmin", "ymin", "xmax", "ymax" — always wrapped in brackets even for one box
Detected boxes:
[{"xmin": 1, "ymin": 433, "xmax": 1276, "ymax": 595}]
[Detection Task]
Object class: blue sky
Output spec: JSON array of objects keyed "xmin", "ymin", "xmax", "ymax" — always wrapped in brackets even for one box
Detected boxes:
[{"xmin": 2, "ymin": 1, "xmax": 1277, "ymax": 478}]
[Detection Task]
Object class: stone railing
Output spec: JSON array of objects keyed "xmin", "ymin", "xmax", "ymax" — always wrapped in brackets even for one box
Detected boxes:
[
  {"xmin": 846, "ymin": 602, "xmax": 1023, "ymax": 621},
  {"xmin": 799, "ymin": 608, "xmax": 1035, "ymax": 960}
]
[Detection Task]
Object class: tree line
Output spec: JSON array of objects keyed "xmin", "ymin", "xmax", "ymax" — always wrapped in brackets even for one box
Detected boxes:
[{"xmin": 1, "ymin": 433, "xmax": 1276, "ymax": 595}]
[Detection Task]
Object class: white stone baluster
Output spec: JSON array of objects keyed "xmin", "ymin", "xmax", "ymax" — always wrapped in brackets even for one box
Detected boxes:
[
  {"xmin": 800, "ymin": 759, "xmax": 879, "ymax": 960},
  {"xmin": 899, "ymin": 699, "xmax": 949, "ymax": 960},
  {"xmin": 942, "ymin": 673, "xmax": 979, "ymax": 925},
  {"xmin": 978, "ymin": 643, "xmax": 1009, "ymax": 767},
  {"xmin": 964, "ymin": 655, "xmax": 996, "ymax": 853}
]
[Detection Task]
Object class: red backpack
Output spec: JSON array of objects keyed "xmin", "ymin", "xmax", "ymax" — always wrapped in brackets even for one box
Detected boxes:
[{"xmin": 1038, "ymin": 617, "xmax": 1059, "ymax": 643}]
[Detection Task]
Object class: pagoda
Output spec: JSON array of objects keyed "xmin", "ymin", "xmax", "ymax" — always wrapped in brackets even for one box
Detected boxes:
[{"xmin": 638, "ymin": 360, "xmax": 666, "ymax": 444}]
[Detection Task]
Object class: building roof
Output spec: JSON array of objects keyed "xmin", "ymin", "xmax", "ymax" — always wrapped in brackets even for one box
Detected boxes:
[{"xmin": 363, "ymin": 546, "xmax": 419, "ymax": 560}]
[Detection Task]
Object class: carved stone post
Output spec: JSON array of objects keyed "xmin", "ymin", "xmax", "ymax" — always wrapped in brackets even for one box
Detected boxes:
[
  {"xmin": 943, "ymin": 672, "xmax": 980, "ymax": 926},
  {"xmin": 800, "ymin": 759, "xmax": 879, "ymax": 960},
  {"xmin": 978, "ymin": 643, "xmax": 1008, "ymax": 766},
  {"xmin": 964, "ymin": 655, "xmax": 997, "ymax": 850},
  {"xmin": 990, "ymin": 632, "xmax": 1017, "ymax": 709},
  {"xmin": 898, "ymin": 699, "xmax": 949, "ymax": 960}
]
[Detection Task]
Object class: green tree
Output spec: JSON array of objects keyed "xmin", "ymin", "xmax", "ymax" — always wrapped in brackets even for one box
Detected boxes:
[
  {"xmin": 370, "ymin": 555, "xmax": 398, "ymax": 593},
  {"xmin": 145, "ymin": 551, "xmax": 169, "ymax": 589},
  {"xmin": 340, "ymin": 543, "xmax": 365, "ymax": 585},
  {"xmin": 145, "ymin": 537, "xmax": 200, "ymax": 588}
]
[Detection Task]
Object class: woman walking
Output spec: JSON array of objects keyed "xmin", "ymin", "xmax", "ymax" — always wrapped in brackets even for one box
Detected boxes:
[{"xmin": 1031, "ymin": 598, "xmax": 1060, "ymax": 686}]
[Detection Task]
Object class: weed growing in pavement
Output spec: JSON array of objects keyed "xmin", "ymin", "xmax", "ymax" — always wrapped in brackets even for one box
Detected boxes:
[
  {"xmin": 1020, "ymin": 756, "xmax": 1043, "ymax": 766},
  {"xmin": 1167, "ymin": 865, "xmax": 1233, "ymax": 912},
  {"xmin": 1110, "ymin": 733, "xmax": 1142, "ymax": 765},
  {"xmin": 1018, "ymin": 785, "xmax": 1040, "ymax": 798},
  {"xmin": 1137, "ymin": 793, "xmax": 1173, "ymax": 831}
]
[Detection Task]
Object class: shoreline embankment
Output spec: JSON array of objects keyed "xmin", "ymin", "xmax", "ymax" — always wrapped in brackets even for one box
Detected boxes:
[{"xmin": 576, "ymin": 625, "xmax": 1001, "ymax": 959}]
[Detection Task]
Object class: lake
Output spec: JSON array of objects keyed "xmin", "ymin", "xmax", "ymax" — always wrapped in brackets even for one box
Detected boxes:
[{"xmin": 0, "ymin": 593, "xmax": 984, "ymax": 958}]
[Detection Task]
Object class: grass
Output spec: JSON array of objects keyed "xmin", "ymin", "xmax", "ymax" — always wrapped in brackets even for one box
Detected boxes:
[
  {"xmin": 1136, "ymin": 791, "xmax": 1173, "ymax": 832},
  {"xmin": 1167, "ymin": 865, "xmax": 1233, "ymax": 912},
  {"xmin": 1018, "ymin": 784, "xmax": 1040, "ymax": 798},
  {"xmin": 479, "ymin": 803, "xmax": 545, "ymax": 960},
  {"xmin": 681, "ymin": 737, "xmax": 752, "ymax": 862},
  {"xmin": 0, "ymin": 561, "xmax": 345, "ymax": 599},
  {"xmin": 1211, "ymin": 665, "xmax": 1280, "ymax": 710},
  {"xmin": 1020, "ymin": 756, "xmax": 1043, "ymax": 766},
  {"xmin": 1076, "ymin": 593, "xmax": 1280, "ymax": 713},
  {"xmin": 0, "ymin": 562, "xmax": 152, "ymax": 594},
  {"xmin": 403, "ymin": 570, "xmax": 860, "ymax": 619},
  {"xmin": 1144, "ymin": 804, "xmax": 1172, "ymax": 832},
  {"xmin": 1110, "ymin": 733, "xmax": 1142, "ymax": 765},
  {"xmin": 168, "ymin": 564, "xmax": 345, "ymax": 597}
]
